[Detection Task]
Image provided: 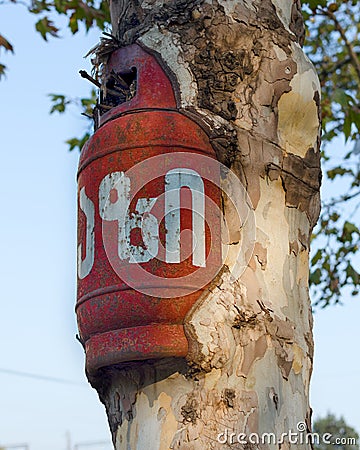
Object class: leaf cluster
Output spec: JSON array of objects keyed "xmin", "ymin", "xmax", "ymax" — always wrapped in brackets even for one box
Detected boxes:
[
  {"xmin": 304, "ymin": 1, "xmax": 360, "ymax": 141},
  {"xmin": 48, "ymin": 88, "xmax": 97, "ymax": 151},
  {"xmin": 302, "ymin": 1, "xmax": 360, "ymax": 307},
  {"xmin": 29, "ymin": 0, "xmax": 110, "ymax": 37},
  {"xmin": 0, "ymin": 32, "xmax": 13, "ymax": 79},
  {"xmin": 0, "ymin": 0, "xmax": 110, "ymax": 77}
]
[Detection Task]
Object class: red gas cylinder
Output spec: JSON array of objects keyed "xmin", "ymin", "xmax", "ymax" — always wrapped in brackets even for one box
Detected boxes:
[{"xmin": 76, "ymin": 44, "xmax": 222, "ymax": 374}]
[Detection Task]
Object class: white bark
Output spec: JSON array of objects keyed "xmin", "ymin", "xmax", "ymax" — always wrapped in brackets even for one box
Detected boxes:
[{"xmin": 90, "ymin": 0, "xmax": 321, "ymax": 448}]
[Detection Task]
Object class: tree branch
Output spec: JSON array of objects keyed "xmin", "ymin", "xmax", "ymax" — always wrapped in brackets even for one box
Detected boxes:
[
  {"xmin": 320, "ymin": 7, "xmax": 360, "ymax": 80},
  {"xmin": 323, "ymin": 189, "xmax": 360, "ymax": 208},
  {"xmin": 317, "ymin": 56, "xmax": 351, "ymax": 82}
]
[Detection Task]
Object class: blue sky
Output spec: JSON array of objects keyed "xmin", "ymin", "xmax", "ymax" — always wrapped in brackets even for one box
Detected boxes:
[{"xmin": 0, "ymin": 4, "xmax": 359, "ymax": 449}]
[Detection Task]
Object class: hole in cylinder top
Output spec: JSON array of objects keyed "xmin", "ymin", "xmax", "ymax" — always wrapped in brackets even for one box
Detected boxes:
[{"xmin": 98, "ymin": 67, "xmax": 137, "ymax": 115}]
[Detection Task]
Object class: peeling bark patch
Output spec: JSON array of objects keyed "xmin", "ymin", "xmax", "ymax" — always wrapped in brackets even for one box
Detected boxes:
[
  {"xmin": 254, "ymin": 242, "xmax": 267, "ymax": 270},
  {"xmin": 275, "ymin": 343, "xmax": 293, "ymax": 380},
  {"xmin": 185, "ymin": 270, "xmax": 299, "ymax": 383},
  {"xmin": 191, "ymin": 37, "xmax": 260, "ymax": 122},
  {"xmin": 110, "ymin": 0, "xmax": 204, "ymax": 46},
  {"xmin": 281, "ymin": 148, "xmax": 321, "ymax": 229},
  {"xmin": 239, "ymin": 335, "xmax": 268, "ymax": 376},
  {"xmin": 289, "ymin": 0, "xmax": 305, "ymax": 46},
  {"xmin": 169, "ymin": 387, "xmax": 260, "ymax": 449},
  {"xmin": 223, "ymin": 388, "xmax": 236, "ymax": 408},
  {"xmin": 236, "ymin": 131, "xmax": 321, "ymax": 228},
  {"xmin": 269, "ymin": 387, "xmax": 279, "ymax": 411},
  {"xmin": 92, "ymin": 358, "xmax": 188, "ymax": 443},
  {"xmin": 289, "ymin": 240, "xmax": 299, "ymax": 256},
  {"xmin": 292, "ymin": 343, "xmax": 304, "ymax": 375},
  {"xmin": 208, "ymin": 125, "xmax": 239, "ymax": 166},
  {"xmin": 232, "ymin": 310, "xmax": 258, "ymax": 329},
  {"xmin": 277, "ymin": 90, "xmax": 319, "ymax": 157},
  {"xmin": 157, "ymin": 406, "xmax": 167, "ymax": 421},
  {"xmin": 181, "ymin": 395, "xmax": 199, "ymax": 424}
]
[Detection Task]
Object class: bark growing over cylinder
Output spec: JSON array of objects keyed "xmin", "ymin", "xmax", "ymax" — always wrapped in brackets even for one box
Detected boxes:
[{"xmin": 90, "ymin": 0, "xmax": 321, "ymax": 448}]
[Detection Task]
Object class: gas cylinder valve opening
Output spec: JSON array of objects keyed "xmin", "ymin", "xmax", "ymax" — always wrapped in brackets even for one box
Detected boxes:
[{"xmin": 98, "ymin": 67, "xmax": 137, "ymax": 114}]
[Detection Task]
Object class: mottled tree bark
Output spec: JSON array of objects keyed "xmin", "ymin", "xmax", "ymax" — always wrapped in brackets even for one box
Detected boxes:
[{"xmin": 91, "ymin": 0, "xmax": 321, "ymax": 448}]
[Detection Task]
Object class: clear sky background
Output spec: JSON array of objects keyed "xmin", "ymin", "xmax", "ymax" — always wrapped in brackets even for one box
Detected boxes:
[{"xmin": 0, "ymin": 4, "xmax": 359, "ymax": 450}]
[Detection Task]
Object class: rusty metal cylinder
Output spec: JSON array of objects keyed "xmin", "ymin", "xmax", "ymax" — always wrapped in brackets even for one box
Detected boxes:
[{"xmin": 76, "ymin": 44, "xmax": 222, "ymax": 374}]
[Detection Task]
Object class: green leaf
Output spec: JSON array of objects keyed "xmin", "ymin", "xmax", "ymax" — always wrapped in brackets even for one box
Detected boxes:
[
  {"xmin": 343, "ymin": 221, "xmax": 359, "ymax": 235},
  {"xmin": 35, "ymin": 17, "xmax": 60, "ymax": 41},
  {"xmin": 333, "ymin": 90, "xmax": 355, "ymax": 107},
  {"xmin": 48, "ymin": 94, "xmax": 69, "ymax": 114},
  {"xmin": 350, "ymin": 107, "xmax": 360, "ymax": 132},
  {"xmin": 0, "ymin": 34, "xmax": 14, "ymax": 53},
  {"xmin": 69, "ymin": 11, "xmax": 79, "ymax": 34},
  {"xmin": 345, "ymin": 264, "xmax": 360, "ymax": 284},
  {"xmin": 310, "ymin": 268, "xmax": 322, "ymax": 285},
  {"xmin": 343, "ymin": 113, "xmax": 352, "ymax": 140},
  {"xmin": 327, "ymin": 167, "xmax": 353, "ymax": 179},
  {"xmin": 0, "ymin": 63, "xmax": 6, "ymax": 80},
  {"xmin": 29, "ymin": 1, "xmax": 51, "ymax": 14},
  {"xmin": 65, "ymin": 133, "xmax": 90, "ymax": 152},
  {"xmin": 66, "ymin": 138, "xmax": 82, "ymax": 151},
  {"xmin": 311, "ymin": 249, "xmax": 323, "ymax": 265}
]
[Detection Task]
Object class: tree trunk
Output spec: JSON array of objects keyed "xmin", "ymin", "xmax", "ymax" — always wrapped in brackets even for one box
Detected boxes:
[{"xmin": 90, "ymin": 0, "xmax": 321, "ymax": 448}]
